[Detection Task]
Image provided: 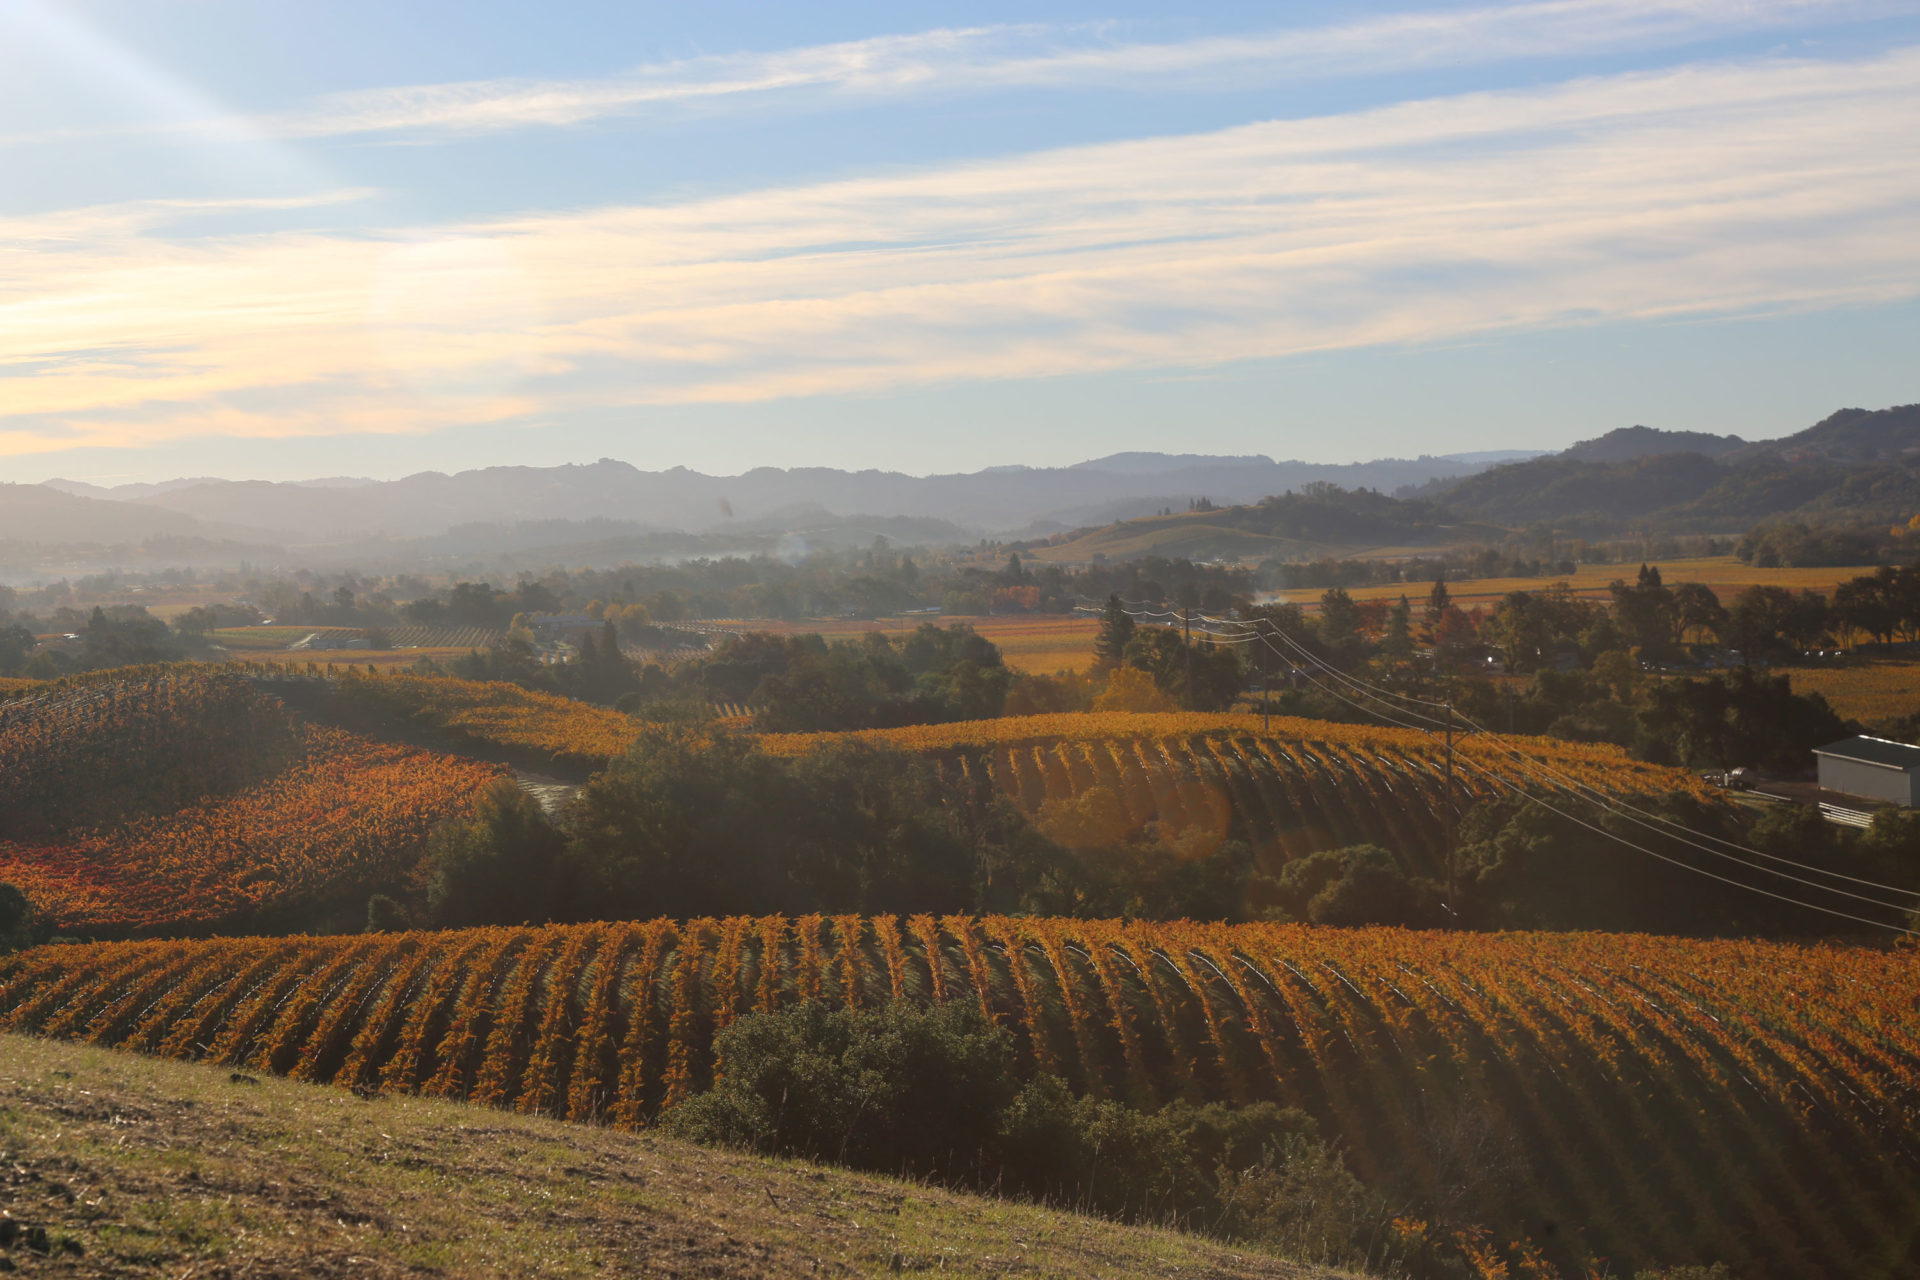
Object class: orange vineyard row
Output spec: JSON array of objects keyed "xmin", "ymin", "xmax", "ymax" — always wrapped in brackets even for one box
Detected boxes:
[
  {"xmin": 2, "ymin": 919, "xmax": 1913, "ymax": 1275},
  {"xmin": 322, "ymin": 669, "xmax": 639, "ymax": 768},
  {"xmin": 0, "ymin": 724, "xmax": 504, "ymax": 935},
  {"xmin": 766, "ymin": 713, "xmax": 1716, "ymax": 868}
]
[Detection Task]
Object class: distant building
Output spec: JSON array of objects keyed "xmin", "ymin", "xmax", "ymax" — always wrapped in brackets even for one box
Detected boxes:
[
  {"xmin": 1813, "ymin": 736, "xmax": 1920, "ymax": 807},
  {"xmin": 529, "ymin": 614, "xmax": 601, "ymax": 638}
]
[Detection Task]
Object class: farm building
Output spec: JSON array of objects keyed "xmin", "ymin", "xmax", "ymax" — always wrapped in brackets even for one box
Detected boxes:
[{"xmin": 1812, "ymin": 736, "xmax": 1920, "ymax": 807}]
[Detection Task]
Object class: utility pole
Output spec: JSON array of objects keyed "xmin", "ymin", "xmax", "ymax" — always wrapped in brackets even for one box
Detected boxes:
[
  {"xmin": 1259, "ymin": 619, "xmax": 1270, "ymax": 733},
  {"xmin": 1444, "ymin": 697, "xmax": 1457, "ymax": 923},
  {"xmin": 1183, "ymin": 599, "xmax": 1194, "ymax": 709}
]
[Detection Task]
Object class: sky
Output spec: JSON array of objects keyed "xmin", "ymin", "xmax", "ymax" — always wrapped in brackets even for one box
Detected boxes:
[{"xmin": 2, "ymin": 0, "xmax": 1918, "ymax": 484}]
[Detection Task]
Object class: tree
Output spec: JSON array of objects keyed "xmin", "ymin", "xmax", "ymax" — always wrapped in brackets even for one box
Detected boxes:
[
  {"xmin": 1609, "ymin": 564, "xmax": 1679, "ymax": 658},
  {"xmin": 1672, "ymin": 581, "xmax": 1726, "ymax": 646},
  {"xmin": 1636, "ymin": 666, "xmax": 1847, "ymax": 771},
  {"xmin": 1317, "ymin": 588, "xmax": 1361, "ymax": 664},
  {"xmin": 664, "ymin": 998, "xmax": 1019, "ymax": 1176},
  {"xmin": 1381, "ymin": 595, "xmax": 1414, "ymax": 661},
  {"xmin": 1094, "ymin": 595, "xmax": 1136, "ymax": 669},
  {"xmin": 365, "ymin": 893, "xmax": 408, "ymax": 933},
  {"xmin": 1423, "ymin": 578, "xmax": 1451, "ymax": 640},
  {"xmin": 0, "ymin": 882, "xmax": 31, "ymax": 951},
  {"xmin": 1092, "ymin": 665, "xmax": 1176, "ymax": 712},
  {"xmin": 0, "ymin": 624, "xmax": 34, "ymax": 676},
  {"xmin": 79, "ymin": 606, "xmax": 180, "ymax": 669},
  {"xmin": 425, "ymin": 780, "xmax": 565, "ymax": 926}
]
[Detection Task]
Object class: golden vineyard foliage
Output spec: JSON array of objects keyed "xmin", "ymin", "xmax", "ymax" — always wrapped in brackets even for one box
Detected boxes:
[
  {"xmin": 328, "ymin": 669, "xmax": 638, "ymax": 768},
  {"xmin": 3, "ymin": 919, "xmax": 1913, "ymax": 1277},
  {"xmin": 0, "ymin": 666, "xmax": 305, "ymax": 836},
  {"xmin": 0, "ymin": 723, "xmax": 503, "ymax": 936},
  {"xmin": 763, "ymin": 712, "xmax": 1714, "ymax": 867},
  {"xmin": 1781, "ymin": 657, "xmax": 1920, "ymax": 723}
]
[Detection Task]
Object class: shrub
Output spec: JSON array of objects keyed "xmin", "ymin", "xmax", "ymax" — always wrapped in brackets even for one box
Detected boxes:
[
  {"xmin": 664, "ymin": 1001, "xmax": 1017, "ymax": 1178},
  {"xmin": 425, "ymin": 780, "xmax": 565, "ymax": 926}
]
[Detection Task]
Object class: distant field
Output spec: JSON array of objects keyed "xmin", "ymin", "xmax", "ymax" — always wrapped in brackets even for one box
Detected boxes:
[
  {"xmin": 213, "ymin": 647, "xmax": 477, "ymax": 671},
  {"xmin": 1782, "ymin": 656, "xmax": 1920, "ymax": 724},
  {"xmin": 211, "ymin": 624, "xmax": 502, "ymax": 651},
  {"xmin": 1270, "ymin": 555, "xmax": 1872, "ymax": 609},
  {"xmin": 706, "ymin": 613, "xmax": 1101, "ymax": 673},
  {"xmin": 210, "ymin": 625, "xmax": 340, "ymax": 649}
]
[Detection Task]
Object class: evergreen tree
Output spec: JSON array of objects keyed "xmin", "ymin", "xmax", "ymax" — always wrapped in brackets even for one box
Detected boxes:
[
  {"xmin": 1383, "ymin": 595, "xmax": 1414, "ymax": 659},
  {"xmin": 1423, "ymin": 578, "xmax": 1451, "ymax": 640},
  {"xmin": 1094, "ymin": 595, "xmax": 1136, "ymax": 669}
]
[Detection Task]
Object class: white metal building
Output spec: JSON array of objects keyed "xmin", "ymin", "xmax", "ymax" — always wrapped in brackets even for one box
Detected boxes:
[{"xmin": 1813, "ymin": 736, "xmax": 1920, "ymax": 807}]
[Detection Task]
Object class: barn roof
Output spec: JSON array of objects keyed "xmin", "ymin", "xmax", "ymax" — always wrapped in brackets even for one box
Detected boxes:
[{"xmin": 1814, "ymin": 736, "xmax": 1920, "ymax": 771}]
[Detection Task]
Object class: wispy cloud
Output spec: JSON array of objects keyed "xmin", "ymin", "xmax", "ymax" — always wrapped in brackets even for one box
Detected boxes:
[
  {"xmin": 5, "ymin": 0, "xmax": 1905, "ymax": 148},
  {"xmin": 4, "ymin": 47, "xmax": 1918, "ymax": 454}
]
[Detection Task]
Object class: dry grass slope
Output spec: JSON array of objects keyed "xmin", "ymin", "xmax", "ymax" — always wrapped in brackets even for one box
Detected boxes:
[{"xmin": 0, "ymin": 1032, "xmax": 1326, "ymax": 1279}]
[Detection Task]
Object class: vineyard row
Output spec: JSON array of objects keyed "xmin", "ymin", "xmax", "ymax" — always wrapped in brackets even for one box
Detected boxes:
[{"xmin": 2, "ymin": 919, "xmax": 1914, "ymax": 1275}]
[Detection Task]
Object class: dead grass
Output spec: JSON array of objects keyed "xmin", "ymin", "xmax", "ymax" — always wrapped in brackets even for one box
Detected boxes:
[
  {"xmin": 0, "ymin": 1033, "xmax": 1343, "ymax": 1280},
  {"xmin": 1780, "ymin": 656, "xmax": 1920, "ymax": 724},
  {"xmin": 705, "ymin": 615, "xmax": 1102, "ymax": 674},
  {"xmin": 1268, "ymin": 556, "xmax": 1869, "ymax": 611}
]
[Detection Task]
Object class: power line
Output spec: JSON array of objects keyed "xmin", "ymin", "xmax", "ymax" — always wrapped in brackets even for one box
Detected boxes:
[
  {"xmin": 1449, "ymin": 706, "xmax": 1920, "ymax": 901},
  {"xmin": 1452, "ymin": 754, "xmax": 1918, "ymax": 937},
  {"xmin": 1083, "ymin": 597, "xmax": 1920, "ymax": 925},
  {"xmin": 1214, "ymin": 628, "xmax": 1919, "ymax": 934},
  {"xmin": 1208, "ymin": 613, "xmax": 1920, "ymax": 907}
]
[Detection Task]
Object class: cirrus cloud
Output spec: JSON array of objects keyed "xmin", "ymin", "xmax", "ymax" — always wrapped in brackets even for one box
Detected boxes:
[{"xmin": 3, "ymin": 45, "xmax": 1918, "ymax": 457}]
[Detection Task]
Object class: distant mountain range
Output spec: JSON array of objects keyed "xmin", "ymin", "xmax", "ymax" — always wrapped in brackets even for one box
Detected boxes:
[
  {"xmin": 1414, "ymin": 404, "xmax": 1920, "ymax": 533},
  {"xmin": 13, "ymin": 451, "xmax": 1523, "ymax": 555},
  {"xmin": 7, "ymin": 404, "xmax": 1916, "ymax": 573}
]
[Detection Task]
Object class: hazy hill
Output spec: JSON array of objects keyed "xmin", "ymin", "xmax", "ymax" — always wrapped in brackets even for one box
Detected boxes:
[
  {"xmin": 1027, "ymin": 485, "xmax": 1501, "ymax": 562},
  {"xmin": 1422, "ymin": 403, "xmax": 1920, "ymax": 533},
  {"xmin": 0, "ymin": 482, "xmax": 200, "ymax": 544},
  {"xmin": 28, "ymin": 451, "xmax": 1508, "ymax": 544},
  {"xmin": 1561, "ymin": 424, "xmax": 1745, "ymax": 462},
  {"xmin": 1730, "ymin": 402, "xmax": 1920, "ymax": 463}
]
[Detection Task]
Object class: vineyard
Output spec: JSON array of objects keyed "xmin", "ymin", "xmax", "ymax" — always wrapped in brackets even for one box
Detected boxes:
[
  {"xmin": 4, "ymin": 919, "xmax": 1913, "ymax": 1276},
  {"xmin": 0, "ymin": 666, "xmax": 305, "ymax": 837},
  {"xmin": 0, "ymin": 723, "xmax": 504, "ymax": 935},
  {"xmin": 382, "ymin": 625, "xmax": 504, "ymax": 649},
  {"xmin": 763, "ymin": 712, "xmax": 1716, "ymax": 871},
  {"xmin": 210, "ymin": 625, "xmax": 504, "ymax": 651},
  {"xmin": 324, "ymin": 669, "xmax": 639, "ymax": 769},
  {"xmin": 1783, "ymin": 656, "xmax": 1920, "ymax": 724}
]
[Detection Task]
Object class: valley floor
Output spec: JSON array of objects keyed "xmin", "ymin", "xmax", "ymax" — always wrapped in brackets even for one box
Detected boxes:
[{"xmin": 0, "ymin": 1033, "xmax": 1341, "ymax": 1280}]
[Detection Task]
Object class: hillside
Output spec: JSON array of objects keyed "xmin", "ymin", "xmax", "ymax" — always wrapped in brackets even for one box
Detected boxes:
[
  {"xmin": 0, "ymin": 482, "xmax": 199, "ymax": 545},
  {"xmin": 758, "ymin": 711, "xmax": 1713, "ymax": 889},
  {"xmin": 0, "ymin": 1032, "xmax": 1320, "ymax": 1280},
  {"xmin": 0, "ymin": 668, "xmax": 502, "ymax": 936},
  {"xmin": 1026, "ymin": 487, "xmax": 1502, "ymax": 563},
  {"xmin": 1560, "ymin": 424, "xmax": 1745, "ymax": 461},
  {"xmin": 1424, "ymin": 403, "xmax": 1920, "ymax": 532},
  {"xmin": 12, "ymin": 451, "xmax": 1505, "ymax": 548},
  {"xmin": 5, "ymin": 921, "xmax": 1913, "ymax": 1277}
]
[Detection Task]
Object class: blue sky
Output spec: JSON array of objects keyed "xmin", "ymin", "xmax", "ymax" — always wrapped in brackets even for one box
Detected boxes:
[{"xmin": 3, "ymin": 0, "xmax": 1918, "ymax": 483}]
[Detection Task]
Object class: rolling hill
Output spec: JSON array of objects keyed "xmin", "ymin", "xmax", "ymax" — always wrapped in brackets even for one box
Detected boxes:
[
  {"xmin": 0, "ymin": 668, "xmax": 502, "ymax": 936},
  {"xmin": 5, "ymin": 921, "xmax": 1912, "ymax": 1277},
  {"xmin": 0, "ymin": 1031, "xmax": 1316, "ymax": 1279},
  {"xmin": 1024, "ymin": 485, "xmax": 1505, "ymax": 562},
  {"xmin": 1422, "ymin": 403, "xmax": 1920, "ymax": 533}
]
